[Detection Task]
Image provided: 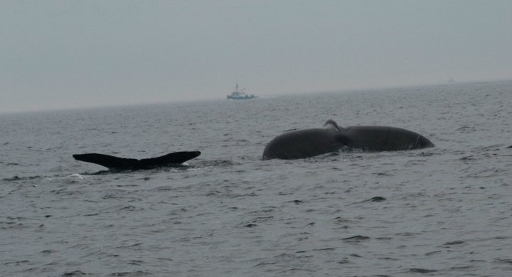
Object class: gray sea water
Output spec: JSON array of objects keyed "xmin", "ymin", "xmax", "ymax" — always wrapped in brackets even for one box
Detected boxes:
[{"xmin": 1, "ymin": 80, "xmax": 512, "ymax": 277}]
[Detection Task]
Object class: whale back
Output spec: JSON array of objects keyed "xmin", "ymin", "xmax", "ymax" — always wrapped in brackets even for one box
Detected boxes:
[
  {"xmin": 263, "ymin": 121, "xmax": 342, "ymax": 160},
  {"xmin": 341, "ymin": 126, "xmax": 434, "ymax": 151}
]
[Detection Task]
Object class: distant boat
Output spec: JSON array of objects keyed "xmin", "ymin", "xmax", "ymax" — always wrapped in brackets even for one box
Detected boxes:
[{"xmin": 227, "ymin": 84, "xmax": 257, "ymax": 100}]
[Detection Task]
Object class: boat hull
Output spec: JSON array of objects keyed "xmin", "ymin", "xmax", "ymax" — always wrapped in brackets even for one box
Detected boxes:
[{"xmin": 227, "ymin": 95, "xmax": 256, "ymax": 100}]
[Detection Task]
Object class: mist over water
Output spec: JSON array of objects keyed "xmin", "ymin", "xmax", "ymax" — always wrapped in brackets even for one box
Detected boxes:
[{"xmin": 1, "ymin": 81, "xmax": 512, "ymax": 276}]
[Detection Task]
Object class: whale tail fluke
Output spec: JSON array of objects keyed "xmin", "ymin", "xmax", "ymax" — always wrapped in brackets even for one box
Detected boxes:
[
  {"xmin": 73, "ymin": 153, "xmax": 138, "ymax": 170},
  {"xmin": 73, "ymin": 151, "xmax": 201, "ymax": 171},
  {"xmin": 138, "ymin": 151, "xmax": 201, "ymax": 169}
]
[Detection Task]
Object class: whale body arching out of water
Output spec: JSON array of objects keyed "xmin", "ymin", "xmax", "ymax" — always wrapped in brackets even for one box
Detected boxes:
[{"xmin": 262, "ymin": 119, "xmax": 434, "ymax": 160}]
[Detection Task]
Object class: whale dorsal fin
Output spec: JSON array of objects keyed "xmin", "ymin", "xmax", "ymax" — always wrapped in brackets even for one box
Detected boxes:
[{"xmin": 324, "ymin": 119, "xmax": 341, "ymax": 132}]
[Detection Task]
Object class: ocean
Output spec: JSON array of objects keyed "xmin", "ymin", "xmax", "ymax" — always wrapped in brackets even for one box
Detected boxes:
[{"xmin": 1, "ymin": 80, "xmax": 512, "ymax": 277}]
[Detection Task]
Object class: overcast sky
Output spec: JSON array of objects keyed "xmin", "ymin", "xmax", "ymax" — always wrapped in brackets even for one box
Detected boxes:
[{"xmin": 1, "ymin": 1, "xmax": 511, "ymax": 113}]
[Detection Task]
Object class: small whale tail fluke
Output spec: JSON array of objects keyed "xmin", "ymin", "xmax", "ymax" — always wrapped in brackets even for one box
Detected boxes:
[{"xmin": 73, "ymin": 151, "xmax": 201, "ymax": 171}]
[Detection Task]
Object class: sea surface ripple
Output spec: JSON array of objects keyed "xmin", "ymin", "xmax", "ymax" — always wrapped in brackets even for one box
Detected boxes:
[{"xmin": 1, "ymin": 81, "xmax": 512, "ymax": 276}]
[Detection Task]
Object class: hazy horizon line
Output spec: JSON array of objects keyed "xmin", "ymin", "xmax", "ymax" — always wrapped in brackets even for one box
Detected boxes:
[{"xmin": 2, "ymin": 78, "xmax": 510, "ymax": 116}]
